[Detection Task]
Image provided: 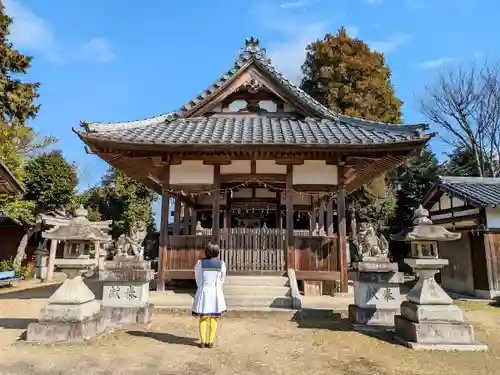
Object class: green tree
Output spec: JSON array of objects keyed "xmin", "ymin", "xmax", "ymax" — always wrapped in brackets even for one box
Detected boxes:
[
  {"xmin": 301, "ymin": 27, "xmax": 402, "ymax": 123},
  {"xmin": 300, "ymin": 27, "xmax": 403, "ymax": 236},
  {"xmin": 0, "ymin": 1, "xmax": 55, "ymax": 179},
  {"xmin": 11, "ymin": 151, "xmax": 77, "ymax": 265},
  {"xmin": 439, "ymin": 145, "xmax": 495, "ymax": 177},
  {"xmin": 392, "ymin": 146, "xmax": 439, "ymax": 229},
  {"xmin": 81, "ymin": 168, "xmax": 157, "ymax": 239}
]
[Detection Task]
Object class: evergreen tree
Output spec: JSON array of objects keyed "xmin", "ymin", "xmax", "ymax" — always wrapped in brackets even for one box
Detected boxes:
[
  {"xmin": 80, "ymin": 167, "xmax": 157, "ymax": 239},
  {"xmin": 301, "ymin": 27, "xmax": 402, "ymax": 124},
  {"xmin": 301, "ymin": 27, "xmax": 403, "ymax": 234}
]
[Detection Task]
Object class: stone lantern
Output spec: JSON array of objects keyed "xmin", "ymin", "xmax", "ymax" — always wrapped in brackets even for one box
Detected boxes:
[
  {"xmin": 390, "ymin": 205, "xmax": 487, "ymax": 350},
  {"xmin": 27, "ymin": 205, "xmax": 111, "ymax": 344},
  {"xmin": 42, "ymin": 205, "xmax": 111, "ymax": 278}
]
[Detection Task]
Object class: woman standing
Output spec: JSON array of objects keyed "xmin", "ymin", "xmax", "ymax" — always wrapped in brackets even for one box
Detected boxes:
[{"xmin": 191, "ymin": 243, "xmax": 227, "ymax": 348}]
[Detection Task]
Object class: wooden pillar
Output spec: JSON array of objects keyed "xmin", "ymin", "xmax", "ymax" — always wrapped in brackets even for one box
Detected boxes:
[
  {"xmin": 337, "ymin": 166, "xmax": 348, "ymax": 293},
  {"xmin": 191, "ymin": 208, "xmax": 197, "ymax": 235},
  {"xmin": 327, "ymin": 199, "xmax": 334, "ymax": 236},
  {"xmin": 286, "ymin": 165, "xmax": 293, "ymax": 267},
  {"xmin": 46, "ymin": 239, "xmax": 58, "ymax": 281},
  {"xmin": 158, "ymin": 165, "xmax": 170, "ymax": 292},
  {"xmin": 310, "ymin": 197, "xmax": 316, "ymax": 235},
  {"xmin": 224, "ymin": 192, "xmax": 232, "ymax": 229},
  {"xmin": 276, "ymin": 191, "xmax": 282, "ymax": 229},
  {"xmin": 173, "ymin": 198, "xmax": 181, "ymax": 235},
  {"xmin": 212, "ymin": 165, "xmax": 221, "ymax": 245},
  {"xmin": 319, "ymin": 198, "xmax": 325, "ymax": 234}
]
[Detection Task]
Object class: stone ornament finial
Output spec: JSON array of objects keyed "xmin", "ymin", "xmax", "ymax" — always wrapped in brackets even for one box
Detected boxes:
[{"xmin": 412, "ymin": 205, "xmax": 432, "ymax": 225}]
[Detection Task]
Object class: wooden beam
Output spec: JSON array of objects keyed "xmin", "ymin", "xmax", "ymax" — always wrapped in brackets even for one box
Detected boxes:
[
  {"xmin": 295, "ymin": 270, "xmax": 341, "ymax": 281},
  {"xmin": 158, "ymin": 164, "xmax": 170, "ymax": 292},
  {"xmin": 212, "ymin": 164, "xmax": 221, "ymax": 244},
  {"xmin": 327, "ymin": 199, "xmax": 334, "ymax": 236},
  {"xmin": 191, "ymin": 207, "xmax": 197, "ymax": 235},
  {"xmin": 276, "ymin": 191, "xmax": 282, "ymax": 229},
  {"xmin": 276, "ymin": 159, "xmax": 305, "ymax": 166},
  {"xmin": 220, "ymin": 173, "xmax": 286, "ymax": 184},
  {"xmin": 286, "ymin": 164, "xmax": 293, "ymax": 267},
  {"xmin": 173, "ymin": 199, "xmax": 181, "ymax": 235},
  {"xmin": 337, "ymin": 165, "xmax": 348, "ymax": 293}
]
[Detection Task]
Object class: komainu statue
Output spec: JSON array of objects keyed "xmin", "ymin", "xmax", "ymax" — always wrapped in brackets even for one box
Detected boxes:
[
  {"xmin": 357, "ymin": 222, "xmax": 390, "ymax": 262},
  {"xmin": 115, "ymin": 221, "xmax": 147, "ymax": 259}
]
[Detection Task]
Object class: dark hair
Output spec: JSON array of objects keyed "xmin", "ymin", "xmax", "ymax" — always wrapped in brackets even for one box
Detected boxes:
[{"xmin": 204, "ymin": 243, "xmax": 220, "ymax": 259}]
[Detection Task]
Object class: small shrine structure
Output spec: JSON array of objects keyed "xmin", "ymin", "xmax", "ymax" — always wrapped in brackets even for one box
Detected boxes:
[
  {"xmin": 391, "ymin": 206, "xmax": 487, "ymax": 350},
  {"xmin": 42, "ymin": 205, "xmax": 112, "ymax": 278},
  {"xmin": 74, "ymin": 37, "xmax": 432, "ymax": 293}
]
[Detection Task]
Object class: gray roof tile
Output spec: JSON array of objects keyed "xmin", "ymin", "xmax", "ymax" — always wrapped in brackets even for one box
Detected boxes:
[
  {"xmin": 83, "ymin": 115, "xmax": 425, "ymax": 146},
  {"xmin": 436, "ymin": 176, "xmax": 500, "ymax": 207},
  {"xmin": 77, "ymin": 38, "xmax": 431, "ymax": 147}
]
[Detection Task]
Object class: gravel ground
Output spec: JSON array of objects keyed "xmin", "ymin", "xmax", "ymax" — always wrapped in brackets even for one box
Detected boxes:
[{"xmin": 0, "ymin": 283, "xmax": 500, "ymax": 375}]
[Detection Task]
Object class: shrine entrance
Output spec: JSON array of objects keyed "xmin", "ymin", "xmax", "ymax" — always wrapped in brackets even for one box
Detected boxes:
[{"xmin": 219, "ymin": 228, "xmax": 286, "ymax": 274}]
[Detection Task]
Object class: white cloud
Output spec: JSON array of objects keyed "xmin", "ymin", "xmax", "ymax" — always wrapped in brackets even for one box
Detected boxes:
[
  {"xmin": 419, "ymin": 57, "xmax": 455, "ymax": 69},
  {"xmin": 3, "ymin": 0, "xmax": 60, "ymax": 62},
  {"xmin": 268, "ymin": 22, "xmax": 327, "ymax": 84},
  {"xmin": 369, "ymin": 34, "xmax": 411, "ymax": 54},
  {"xmin": 80, "ymin": 38, "xmax": 116, "ymax": 63},
  {"xmin": 280, "ymin": 0, "xmax": 320, "ymax": 8}
]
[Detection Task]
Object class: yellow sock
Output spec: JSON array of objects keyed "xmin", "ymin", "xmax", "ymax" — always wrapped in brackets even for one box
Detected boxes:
[
  {"xmin": 208, "ymin": 317, "xmax": 218, "ymax": 344},
  {"xmin": 199, "ymin": 317, "xmax": 208, "ymax": 343}
]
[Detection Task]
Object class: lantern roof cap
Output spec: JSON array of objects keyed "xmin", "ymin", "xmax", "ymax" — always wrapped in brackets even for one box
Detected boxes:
[{"xmin": 390, "ymin": 205, "xmax": 461, "ymax": 242}]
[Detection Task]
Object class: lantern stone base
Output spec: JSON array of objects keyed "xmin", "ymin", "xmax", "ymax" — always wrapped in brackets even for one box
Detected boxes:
[
  {"xmin": 26, "ymin": 276, "xmax": 106, "ymax": 344},
  {"xmin": 394, "ymin": 314, "xmax": 487, "ymax": 351},
  {"xmin": 348, "ymin": 261, "xmax": 403, "ymax": 327},
  {"xmin": 99, "ymin": 259, "xmax": 155, "ymax": 328},
  {"xmin": 101, "ymin": 304, "xmax": 154, "ymax": 327}
]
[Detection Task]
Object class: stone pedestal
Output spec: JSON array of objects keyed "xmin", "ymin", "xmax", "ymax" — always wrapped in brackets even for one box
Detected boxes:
[
  {"xmin": 349, "ymin": 261, "xmax": 403, "ymax": 327},
  {"xmin": 26, "ymin": 276, "xmax": 105, "ymax": 343},
  {"xmin": 99, "ymin": 258, "xmax": 155, "ymax": 327},
  {"xmin": 394, "ymin": 258, "xmax": 488, "ymax": 351}
]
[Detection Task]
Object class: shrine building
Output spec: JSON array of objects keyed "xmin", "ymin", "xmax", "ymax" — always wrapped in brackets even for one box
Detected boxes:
[{"xmin": 74, "ymin": 38, "xmax": 431, "ymax": 293}]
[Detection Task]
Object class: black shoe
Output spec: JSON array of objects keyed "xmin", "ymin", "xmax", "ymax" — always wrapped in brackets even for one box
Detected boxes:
[
  {"xmin": 200, "ymin": 343, "xmax": 206, "ymax": 348},
  {"xmin": 206, "ymin": 343, "xmax": 214, "ymax": 348}
]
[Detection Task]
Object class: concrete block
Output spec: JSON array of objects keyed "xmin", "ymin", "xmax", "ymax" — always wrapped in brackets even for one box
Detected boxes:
[
  {"xmin": 26, "ymin": 314, "xmax": 106, "ymax": 344},
  {"xmin": 354, "ymin": 282, "xmax": 401, "ymax": 309},
  {"xmin": 400, "ymin": 301, "xmax": 464, "ymax": 323},
  {"xmin": 394, "ymin": 315, "xmax": 475, "ymax": 345},
  {"xmin": 38, "ymin": 300, "xmax": 101, "ymax": 322},
  {"xmin": 348, "ymin": 304, "xmax": 399, "ymax": 326},
  {"xmin": 102, "ymin": 282, "xmax": 149, "ymax": 307},
  {"xmin": 101, "ymin": 303, "xmax": 154, "ymax": 327}
]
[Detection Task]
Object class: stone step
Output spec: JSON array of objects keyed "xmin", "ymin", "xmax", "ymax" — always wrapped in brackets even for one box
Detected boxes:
[
  {"xmin": 225, "ymin": 295, "xmax": 294, "ymax": 309},
  {"xmin": 223, "ymin": 285, "xmax": 290, "ymax": 297},
  {"xmin": 224, "ymin": 275, "xmax": 289, "ymax": 287}
]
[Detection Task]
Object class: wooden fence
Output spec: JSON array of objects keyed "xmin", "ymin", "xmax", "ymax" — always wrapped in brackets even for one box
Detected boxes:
[{"xmin": 220, "ymin": 228, "xmax": 285, "ymax": 273}]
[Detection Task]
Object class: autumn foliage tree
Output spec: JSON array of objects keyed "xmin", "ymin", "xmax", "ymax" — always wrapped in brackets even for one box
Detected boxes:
[
  {"xmin": 301, "ymin": 27, "xmax": 402, "ymax": 124},
  {"xmin": 300, "ymin": 27, "xmax": 404, "ymax": 236}
]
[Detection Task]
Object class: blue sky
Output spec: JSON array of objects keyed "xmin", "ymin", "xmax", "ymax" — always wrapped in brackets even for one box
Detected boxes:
[{"xmin": 4, "ymin": 0, "xmax": 500, "ymax": 222}]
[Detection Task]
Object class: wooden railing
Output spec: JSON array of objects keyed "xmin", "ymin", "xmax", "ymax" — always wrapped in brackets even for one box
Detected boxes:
[
  {"xmin": 162, "ymin": 230, "xmax": 338, "ymax": 279},
  {"xmin": 220, "ymin": 228, "xmax": 285, "ymax": 273},
  {"xmin": 290, "ymin": 235, "xmax": 339, "ymax": 280},
  {"xmin": 165, "ymin": 235, "xmax": 211, "ymax": 271}
]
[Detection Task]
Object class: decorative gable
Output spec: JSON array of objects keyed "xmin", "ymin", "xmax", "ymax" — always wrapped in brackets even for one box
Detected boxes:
[{"xmin": 180, "ymin": 37, "xmax": 330, "ymax": 119}]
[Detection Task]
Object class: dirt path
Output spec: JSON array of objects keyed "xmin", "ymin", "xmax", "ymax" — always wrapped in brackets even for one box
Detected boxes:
[{"xmin": 0, "ymin": 302, "xmax": 499, "ymax": 375}]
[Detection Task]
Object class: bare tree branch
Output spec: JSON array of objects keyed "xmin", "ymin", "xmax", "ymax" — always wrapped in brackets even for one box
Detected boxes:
[{"xmin": 421, "ymin": 61, "xmax": 500, "ymax": 177}]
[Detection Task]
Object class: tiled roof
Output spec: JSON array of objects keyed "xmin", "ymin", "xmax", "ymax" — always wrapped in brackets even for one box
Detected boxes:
[
  {"xmin": 0, "ymin": 160, "xmax": 23, "ymax": 194},
  {"xmin": 435, "ymin": 176, "xmax": 500, "ymax": 207},
  {"xmin": 79, "ymin": 115, "xmax": 427, "ymax": 146},
  {"xmin": 77, "ymin": 37, "xmax": 430, "ymax": 147}
]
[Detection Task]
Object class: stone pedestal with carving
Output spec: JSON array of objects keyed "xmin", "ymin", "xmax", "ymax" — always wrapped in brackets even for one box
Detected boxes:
[
  {"xmin": 393, "ymin": 258, "xmax": 487, "ymax": 350},
  {"xmin": 99, "ymin": 257, "xmax": 155, "ymax": 327},
  {"xmin": 26, "ymin": 276, "xmax": 106, "ymax": 343},
  {"xmin": 349, "ymin": 261, "xmax": 403, "ymax": 327}
]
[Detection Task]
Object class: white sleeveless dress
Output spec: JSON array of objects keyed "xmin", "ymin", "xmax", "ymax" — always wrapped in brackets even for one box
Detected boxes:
[{"xmin": 191, "ymin": 258, "xmax": 227, "ymax": 317}]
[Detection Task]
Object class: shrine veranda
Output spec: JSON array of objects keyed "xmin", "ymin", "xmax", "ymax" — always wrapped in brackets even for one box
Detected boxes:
[{"xmin": 75, "ymin": 38, "xmax": 431, "ymax": 293}]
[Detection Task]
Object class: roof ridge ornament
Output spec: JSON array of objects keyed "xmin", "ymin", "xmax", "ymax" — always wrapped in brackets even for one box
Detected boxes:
[{"xmin": 239, "ymin": 37, "xmax": 271, "ymax": 63}]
